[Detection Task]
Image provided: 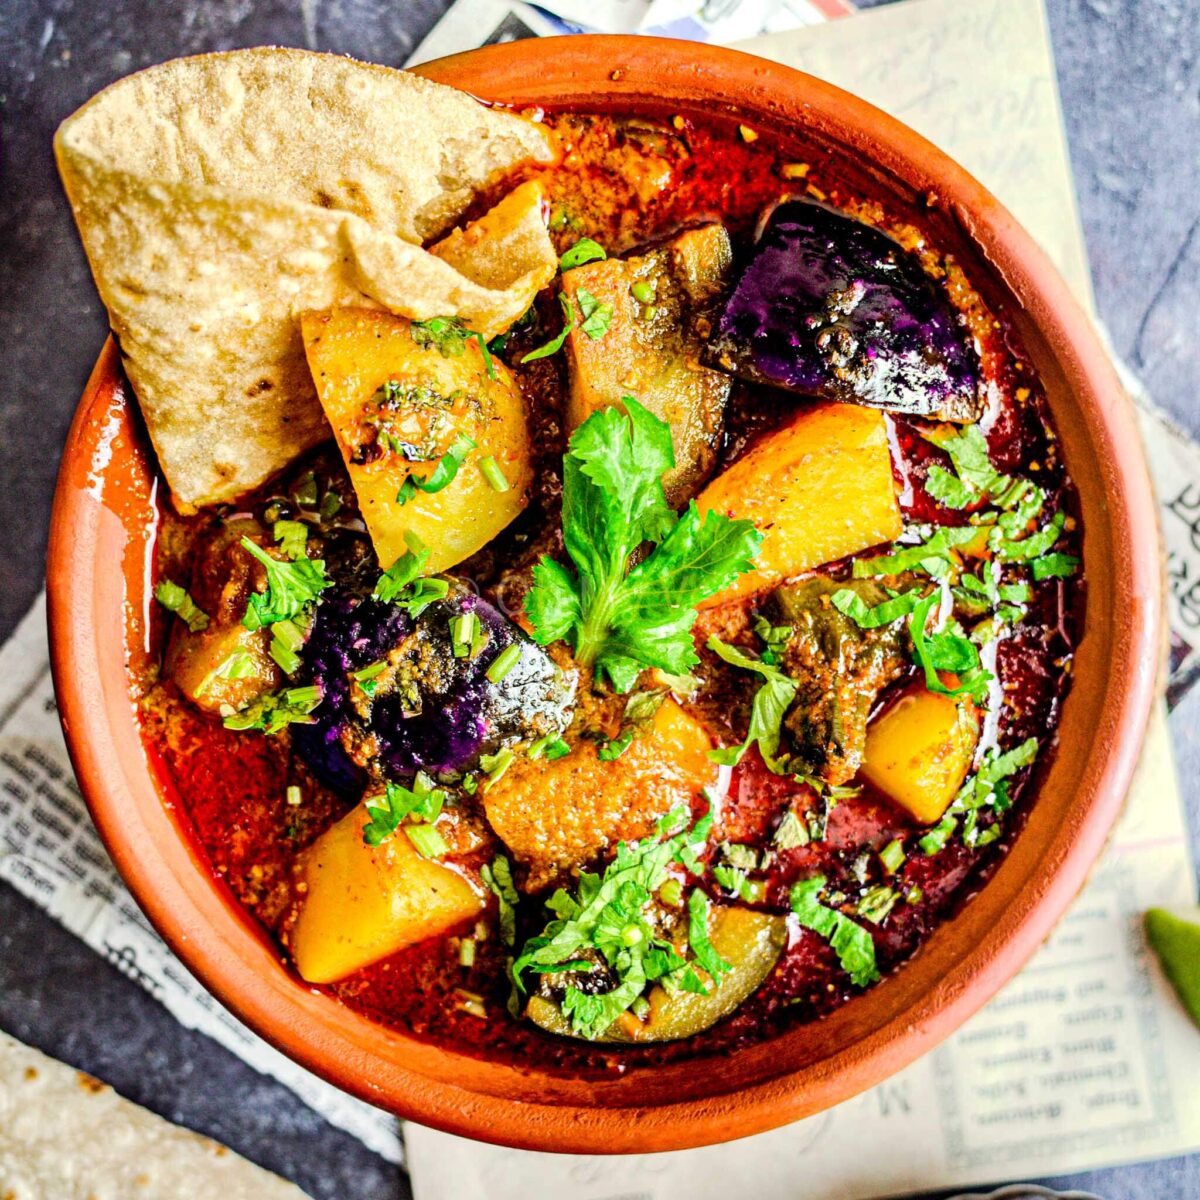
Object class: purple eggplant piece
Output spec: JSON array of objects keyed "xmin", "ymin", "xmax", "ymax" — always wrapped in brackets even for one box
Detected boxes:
[
  {"xmin": 291, "ymin": 579, "xmax": 575, "ymax": 792},
  {"xmin": 706, "ymin": 199, "xmax": 982, "ymax": 421}
]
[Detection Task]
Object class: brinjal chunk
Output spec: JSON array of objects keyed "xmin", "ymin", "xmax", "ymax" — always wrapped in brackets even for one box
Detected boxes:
[
  {"xmin": 706, "ymin": 199, "xmax": 982, "ymax": 422},
  {"xmin": 291, "ymin": 578, "xmax": 575, "ymax": 790},
  {"xmin": 765, "ymin": 576, "xmax": 912, "ymax": 786},
  {"xmin": 563, "ymin": 223, "xmax": 734, "ymax": 505},
  {"xmin": 525, "ymin": 907, "xmax": 786, "ymax": 1043}
]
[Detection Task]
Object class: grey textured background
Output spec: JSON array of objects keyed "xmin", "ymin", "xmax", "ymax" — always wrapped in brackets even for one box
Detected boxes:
[{"xmin": 0, "ymin": 1, "xmax": 1197, "ymax": 1197}]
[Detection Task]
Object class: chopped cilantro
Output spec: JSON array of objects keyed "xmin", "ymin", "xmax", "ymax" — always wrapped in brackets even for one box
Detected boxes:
[
  {"xmin": 362, "ymin": 772, "xmax": 447, "ymax": 847},
  {"xmin": 752, "ymin": 614, "xmax": 793, "ymax": 665},
  {"xmin": 879, "ymin": 838, "xmax": 906, "ymax": 874},
  {"xmin": 1031, "ymin": 551, "xmax": 1080, "ymax": 580},
  {"xmin": 773, "ymin": 809, "xmax": 810, "ymax": 850},
  {"xmin": 511, "ymin": 807, "xmax": 718, "ymax": 1039},
  {"xmin": 597, "ymin": 729, "xmax": 635, "ymax": 761},
  {"xmin": 520, "ymin": 294, "xmax": 576, "ymax": 363},
  {"xmin": 273, "ymin": 519, "xmax": 309, "ymax": 561},
  {"xmin": 832, "ymin": 586, "xmax": 925, "ymax": 628},
  {"xmin": 240, "ymin": 538, "xmax": 330, "ymax": 629},
  {"xmin": 852, "ymin": 525, "xmax": 981, "ymax": 580},
  {"xmin": 575, "ymin": 287, "xmax": 613, "ymax": 339},
  {"xmin": 706, "ymin": 636, "xmax": 798, "ymax": 772},
  {"xmin": 687, "ymin": 890, "xmax": 732, "ymax": 980},
  {"xmin": 789, "ymin": 875, "xmax": 879, "ymax": 987},
  {"xmin": 222, "ymin": 684, "xmax": 322, "ymax": 735},
  {"xmin": 405, "ymin": 823, "xmax": 450, "ymax": 859},
  {"xmin": 481, "ymin": 855, "xmax": 519, "ymax": 946},
  {"xmin": 856, "ymin": 884, "xmax": 899, "ymax": 925},
  {"xmin": 993, "ymin": 510, "xmax": 1066, "ymax": 562},
  {"xmin": 194, "ymin": 650, "xmax": 255, "ymax": 697},
  {"xmin": 525, "ymin": 398, "xmax": 761, "ymax": 692},
  {"xmin": 909, "ymin": 592, "xmax": 992, "ymax": 702},
  {"xmin": 924, "ymin": 463, "xmax": 977, "ymax": 509},
  {"xmin": 373, "ymin": 532, "xmax": 431, "ymax": 602},
  {"xmin": 411, "ymin": 316, "xmax": 495, "ymax": 378},
  {"xmin": 478, "ymin": 454, "xmax": 510, "ymax": 493},
  {"xmin": 154, "ymin": 580, "xmax": 209, "ymax": 633},
  {"xmin": 559, "ymin": 237, "xmax": 607, "ymax": 271},
  {"xmin": 396, "ymin": 432, "xmax": 477, "ymax": 504}
]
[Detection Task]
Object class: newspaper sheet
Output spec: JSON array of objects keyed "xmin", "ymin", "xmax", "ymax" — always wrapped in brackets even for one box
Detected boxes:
[
  {"xmin": 0, "ymin": 0, "xmax": 1197, "ymax": 1196},
  {"xmin": 403, "ymin": 0, "xmax": 1200, "ymax": 1193},
  {"xmin": 407, "ymin": 0, "xmax": 850, "ymax": 65}
]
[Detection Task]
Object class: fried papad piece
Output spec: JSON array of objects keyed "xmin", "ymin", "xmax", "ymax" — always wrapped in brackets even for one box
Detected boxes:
[{"xmin": 55, "ymin": 48, "xmax": 557, "ymax": 511}]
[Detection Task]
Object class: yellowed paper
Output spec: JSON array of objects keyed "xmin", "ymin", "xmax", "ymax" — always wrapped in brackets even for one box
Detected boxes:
[{"xmin": 404, "ymin": 0, "xmax": 1200, "ymax": 1193}]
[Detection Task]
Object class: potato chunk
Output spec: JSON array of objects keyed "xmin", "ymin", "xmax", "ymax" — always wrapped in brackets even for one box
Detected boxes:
[
  {"xmin": 696, "ymin": 402, "xmax": 902, "ymax": 605},
  {"xmin": 290, "ymin": 802, "xmax": 483, "ymax": 984},
  {"xmin": 860, "ymin": 683, "xmax": 981, "ymax": 824},
  {"xmin": 483, "ymin": 698, "xmax": 716, "ymax": 892},
  {"xmin": 301, "ymin": 307, "xmax": 532, "ymax": 571},
  {"xmin": 562, "ymin": 224, "xmax": 733, "ymax": 505},
  {"xmin": 165, "ymin": 621, "xmax": 277, "ymax": 716},
  {"xmin": 526, "ymin": 907, "xmax": 786, "ymax": 1042}
]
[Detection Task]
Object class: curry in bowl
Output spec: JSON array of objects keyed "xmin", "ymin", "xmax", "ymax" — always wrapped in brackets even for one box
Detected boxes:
[{"xmin": 58, "ymin": 50, "xmax": 1081, "ymax": 1073}]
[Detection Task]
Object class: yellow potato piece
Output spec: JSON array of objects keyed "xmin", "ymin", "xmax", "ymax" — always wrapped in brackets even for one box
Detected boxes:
[
  {"xmin": 696, "ymin": 402, "xmax": 902, "ymax": 605},
  {"xmin": 165, "ymin": 621, "xmax": 277, "ymax": 716},
  {"xmin": 301, "ymin": 306, "xmax": 532, "ymax": 571},
  {"xmin": 484, "ymin": 698, "xmax": 717, "ymax": 892},
  {"xmin": 861, "ymin": 683, "xmax": 981, "ymax": 825},
  {"xmin": 526, "ymin": 906, "xmax": 786, "ymax": 1043},
  {"xmin": 290, "ymin": 804, "xmax": 483, "ymax": 984}
]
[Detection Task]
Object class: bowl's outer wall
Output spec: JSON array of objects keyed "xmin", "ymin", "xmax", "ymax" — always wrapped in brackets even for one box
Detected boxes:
[{"xmin": 46, "ymin": 38, "xmax": 1162, "ymax": 1153}]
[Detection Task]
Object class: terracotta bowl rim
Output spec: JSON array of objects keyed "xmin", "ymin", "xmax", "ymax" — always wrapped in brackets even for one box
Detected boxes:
[{"xmin": 46, "ymin": 36, "xmax": 1162, "ymax": 1154}]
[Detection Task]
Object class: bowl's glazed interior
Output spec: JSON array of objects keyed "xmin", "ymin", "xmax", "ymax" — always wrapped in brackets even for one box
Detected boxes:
[{"xmin": 46, "ymin": 37, "xmax": 1161, "ymax": 1153}]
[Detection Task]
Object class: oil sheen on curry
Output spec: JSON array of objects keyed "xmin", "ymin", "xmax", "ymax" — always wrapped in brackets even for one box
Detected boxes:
[{"xmin": 141, "ymin": 106, "xmax": 1081, "ymax": 1073}]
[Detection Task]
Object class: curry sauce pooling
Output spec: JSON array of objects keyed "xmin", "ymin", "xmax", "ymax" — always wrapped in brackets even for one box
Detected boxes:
[{"xmin": 141, "ymin": 108, "xmax": 1081, "ymax": 1074}]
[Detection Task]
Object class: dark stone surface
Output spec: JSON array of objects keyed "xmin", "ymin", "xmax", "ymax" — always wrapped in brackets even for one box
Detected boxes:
[{"xmin": 0, "ymin": 1, "xmax": 1196, "ymax": 1197}]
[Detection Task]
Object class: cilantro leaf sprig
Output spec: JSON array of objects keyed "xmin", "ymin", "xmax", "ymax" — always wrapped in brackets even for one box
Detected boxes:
[
  {"xmin": 525, "ymin": 398, "xmax": 762, "ymax": 693},
  {"xmin": 240, "ymin": 537, "xmax": 331, "ymax": 630},
  {"xmin": 909, "ymin": 591, "xmax": 992, "ymax": 702}
]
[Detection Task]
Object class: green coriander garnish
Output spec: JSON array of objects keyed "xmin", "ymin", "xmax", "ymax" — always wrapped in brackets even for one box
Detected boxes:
[
  {"xmin": 222, "ymin": 683, "xmax": 322, "ymax": 735},
  {"xmin": 909, "ymin": 592, "xmax": 992, "ymax": 702},
  {"xmin": 525, "ymin": 398, "xmax": 760, "ymax": 693},
  {"xmin": 411, "ymin": 316, "xmax": 495, "ymax": 378},
  {"xmin": 478, "ymin": 454, "xmax": 510, "ymax": 493},
  {"xmin": 511, "ymin": 806, "xmax": 720, "ymax": 1039},
  {"xmin": 630, "ymin": 279, "xmax": 655, "ymax": 304},
  {"xmin": 705, "ymin": 636, "xmax": 798, "ymax": 772},
  {"xmin": 240, "ymin": 538, "xmax": 330, "ymax": 629},
  {"xmin": 479, "ymin": 748, "xmax": 514, "ymax": 788},
  {"xmin": 919, "ymin": 737, "xmax": 1039, "ymax": 854},
  {"xmin": 856, "ymin": 885, "xmax": 899, "ymax": 925},
  {"xmin": 194, "ymin": 650, "xmax": 255, "ymax": 697},
  {"xmin": 574, "ymin": 287, "xmax": 612, "ymax": 339},
  {"xmin": 273, "ymin": 519, "xmax": 309, "ymax": 561},
  {"xmin": 596, "ymin": 729, "xmax": 635, "ymax": 761},
  {"xmin": 879, "ymin": 838, "xmax": 906, "ymax": 874},
  {"xmin": 362, "ymin": 772, "xmax": 447, "ymax": 847},
  {"xmin": 773, "ymin": 809, "xmax": 810, "ymax": 850},
  {"xmin": 481, "ymin": 855, "xmax": 519, "ymax": 946},
  {"xmin": 789, "ymin": 875, "xmax": 879, "ymax": 987},
  {"xmin": 486, "ymin": 643, "xmax": 522, "ymax": 684},
  {"xmin": 154, "ymin": 580, "xmax": 209, "ymax": 633},
  {"xmin": 559, "ymin": 237, "xmax": 607, "ymax": 271},
  {"xmin": 831, "ymin": 586, "xmax": 925, "ymax": 629},
  {"xmin": 405, "ymin": 823, "xmax": 450, "ymax": 859},
  {"xmin": 396, "ymin": 431, "xmax": 477, "ymax": 505}
]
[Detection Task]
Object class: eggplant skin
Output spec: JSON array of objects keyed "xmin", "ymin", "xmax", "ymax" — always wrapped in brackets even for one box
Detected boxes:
[
  {"xmin": 291, "ymin": 578, "xmax": 575, "ymax": 790},
  {"xmin": 706, "ymin": 199, "xmax": 982, "ymax": 422}
]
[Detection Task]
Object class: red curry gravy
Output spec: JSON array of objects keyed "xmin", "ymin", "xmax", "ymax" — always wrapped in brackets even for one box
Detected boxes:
[{"xmin": 141, "ymin": 109, "xmax": 1080, "ymax": 1075}]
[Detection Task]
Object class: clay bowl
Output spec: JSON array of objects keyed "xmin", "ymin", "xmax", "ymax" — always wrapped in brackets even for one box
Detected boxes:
[{"xmin": 47, "ymin": 38, "xmax": 1161, "ymax": 1153}]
